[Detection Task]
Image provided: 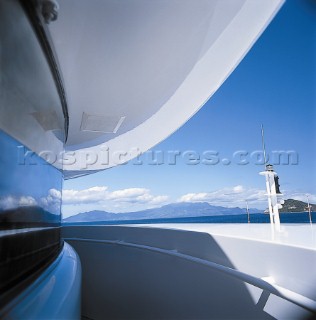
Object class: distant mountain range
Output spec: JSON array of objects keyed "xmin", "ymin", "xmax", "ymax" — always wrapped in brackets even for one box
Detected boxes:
[{"xmin": 63, "ymin": 202, "xmax": 263, "ymax": 223}]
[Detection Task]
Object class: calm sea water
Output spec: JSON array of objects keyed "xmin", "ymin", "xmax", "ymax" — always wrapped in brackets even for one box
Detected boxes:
[
  {"xmin": 153, "ymin": 212, "xmax": 316, "ymax": 224},
  {"xmin": 67, "ymin": 212, "xmax": 316, "ymax": 225}
]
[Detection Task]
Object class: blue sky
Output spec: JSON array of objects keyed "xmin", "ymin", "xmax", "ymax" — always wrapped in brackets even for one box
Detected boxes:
[{"xmin": 63, "ymin": 0, "xmax": 315, "ymax": 218}]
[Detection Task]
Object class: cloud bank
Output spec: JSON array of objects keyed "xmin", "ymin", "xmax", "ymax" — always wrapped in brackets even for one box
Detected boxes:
[
  {"xmin": 2, "ymin": 184, "xmax": 314, "ymax": 218},
  {"xmin": 0, "ymin": 188, "xmax": 61, "ymax": 214},
  {"xmin": 63, "ymin": 186, "xmax": 169, "ymax": 206},
  {"xmin": 178, "ymin": 185, "xmax": 316, "ymax": 209}
]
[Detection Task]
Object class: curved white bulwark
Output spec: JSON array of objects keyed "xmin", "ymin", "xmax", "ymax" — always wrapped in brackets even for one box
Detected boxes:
[
  {"xmin": 46, "ymin": 0, "xmax": 284, "ymax": 178},
  {"xmin": 2, "ymin": 243, "xmax": 81, "ymax": 319},
  {"xmin": 62, "ymin": 225, "xmax": 316, "ymax": 319}
]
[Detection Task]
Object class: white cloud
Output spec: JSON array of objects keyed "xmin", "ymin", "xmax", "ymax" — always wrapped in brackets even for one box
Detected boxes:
[
  {"xmin": 108, "ymin": 188, "xmax": 149, "ymax": 201},
  {"xmin": 285, "ymin": 192, "xmax": 316, "ymax": 204},
  {"xmin": 63, "ymin": 186, "xmax": 108, "ymax": 204},
  {"xmin": 0, "ymin": 189, "xmax": 61, "ymax": 214},
  {"xmin": 179, "ymin": 193, "xmax": 208, "ymax": 203},
  {"xmin": 49, "ymin": 188, "xmax": 61, "ymax": 199},
  {"xmin": 19, "ymin": 196, "xmax": 37, "ymax": 206},
  {"xmin": 233, "ymin": 185, "xmax": 244, "ymax": 193},
  {"xmin": 0, "ymin": 195, "xmax": 38, "ymax": 210},
  {"xmin": 178, "ymin": 185, "xmax": 268, "ymax": 208},
  {"xmin": 150, "ymin": 195, "xmax": 169, "ymax": 204},
  {"xmin": 178, "ymin": 185, "xmax": 316, "ymax": 209},
  {"xmin": 40, "ymin": 188, "xmax": 62, "ymax": 213},
  {"xmin": 62, "ymin": 186, "xmax": 169, "ymax": 207},
  {"xmin": 107, "ymin": 188, "xmax": 169, "ymax": 205},
  {"xmin": 0, "ymin": 184, "xmax": 160, "ymax": 218}
]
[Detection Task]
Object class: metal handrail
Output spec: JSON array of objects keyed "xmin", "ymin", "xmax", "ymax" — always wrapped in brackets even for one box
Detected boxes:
[{"xmin": 65, "ymin": 237, "xmax": 316, "ymax": 313}]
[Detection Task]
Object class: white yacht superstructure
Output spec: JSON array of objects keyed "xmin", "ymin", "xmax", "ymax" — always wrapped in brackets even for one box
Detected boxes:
[{"xmin": 1, "ymin": 1, "xmax": 315, "ymax": 319}]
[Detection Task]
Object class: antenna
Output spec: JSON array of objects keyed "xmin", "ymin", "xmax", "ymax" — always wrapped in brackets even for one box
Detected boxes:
[
  {"xmin": 246, "ymin": 200, "xmax": 250, "ymax": 224},
  {"xmin": 307, "ymin": 195, "xmax": 312, "ymax": 226},
  {"xmin": 259, "ymin": 125, "xmax": 281, "ymax": 232},
  {"xmin": 261, "ymin": 124, "xmax": 267, "ymax": 167}
]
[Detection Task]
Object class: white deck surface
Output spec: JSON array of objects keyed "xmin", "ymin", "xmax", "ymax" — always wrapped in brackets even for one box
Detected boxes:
[{"xmin": 134, "ymin": 223, "xmax": 316, "ymax": 250}]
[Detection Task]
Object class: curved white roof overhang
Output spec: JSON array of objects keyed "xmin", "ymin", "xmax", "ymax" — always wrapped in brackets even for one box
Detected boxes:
[{"xmin": 46, "ymin": 0, "xmax": 284, "ymax": 178}]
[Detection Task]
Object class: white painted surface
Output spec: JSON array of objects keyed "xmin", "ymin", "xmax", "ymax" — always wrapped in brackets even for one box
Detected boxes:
[
  {"xmin": 260, "ymin": 169, "xmax": 282, "ymax": 231},
  {"xmin": 47, "ymin": 0, "xmax": 284, "ymax": 175},
  {"xmin": 136, "ymin": 223, "xmax": 316, "ymax": 250},
  {"xmin": 2, "ymin": 242, "xmax": 81, "ymax": 320},
  {"xmin": 63, "ymin": 224, "xmax": 316, "ymax": 319}
]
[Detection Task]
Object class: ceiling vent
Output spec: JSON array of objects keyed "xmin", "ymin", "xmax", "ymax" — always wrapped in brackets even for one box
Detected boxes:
[
  {"xmin": 80, "ymin": 112, "xmax": 125, "ymax": 133},
  {"xmin": 31, "ymin": 110, "xmax": 61, "ymax": 131}
]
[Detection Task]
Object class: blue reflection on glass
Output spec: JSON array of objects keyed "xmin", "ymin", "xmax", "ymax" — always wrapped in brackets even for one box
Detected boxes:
[{"xmin": 0, "ymin": 130, "xmax": 62, "ymax": 228}]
